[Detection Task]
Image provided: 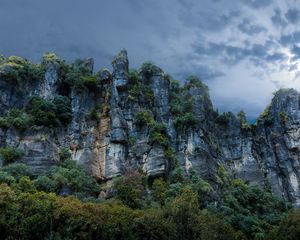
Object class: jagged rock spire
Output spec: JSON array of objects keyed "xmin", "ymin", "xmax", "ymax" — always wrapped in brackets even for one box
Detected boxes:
[{"xmin": 112, "ymin": 49, "xmax": 129, "ymax": 90}]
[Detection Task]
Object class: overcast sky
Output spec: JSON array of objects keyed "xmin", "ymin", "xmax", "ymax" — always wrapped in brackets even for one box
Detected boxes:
[{"xmin": 1, "ymin": 0, "xmax": 300, "ymax": 118}]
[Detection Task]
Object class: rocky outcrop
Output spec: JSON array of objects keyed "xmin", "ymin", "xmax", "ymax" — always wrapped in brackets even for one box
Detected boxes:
[{"xmin": 1, "ymin": 50, "xmax": 300, "ymax": 206}]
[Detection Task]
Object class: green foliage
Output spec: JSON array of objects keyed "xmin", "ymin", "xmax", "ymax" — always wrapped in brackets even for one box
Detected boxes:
[
  {"xmin": 149, "ymin": 122, "xmax": 169, "ymax": 147},
  {"xmin": 134, "ymin": 110, "xmax": 153, "ymax": 127},
  {"xmin": 33, "ymin": 175, "xmax": 56, "ymax": 192},
  {"xmin": 81, "ymin": 75, "xmax": 99, "ymax": 88},
  {"xmin": 26, "ymin": 95, "xmax": 72, "ymax": 127},
  {"xmin": 0, "ymin": 95, "xmax": 72, "ymax": 130},
  {"xmin": 268, "ymin": 209, "xmax": 300, "ymax": 240},
  {"xmin": 48, "ymin": 160, "xmax": 99, "ymax": 196},
  {"xmin": 0, "ymin": 56, "xmax": 44, "ymax": 86},
  {"xmin": 128, "ymin": 69, "xmax": 154, "ymax": 104},
  {"xmin": 170, "ymin": 82, "xmax": 197, "ymax": 131},
  {"xmin": 114, "ymin": 171, "xmax": 145, "ymax": 209},
  {"xmin": 63, "ymin": 60, "xmax": 98, "ymax": 91},
  {"xmin": 152, "ymin": 178, "xmax": 168, "ymax": 206},
  {"xmin": 26, "ymin": 96, "xmax": 58, "ymax": 127},
  {"xmin": 0, "ymin": 164, "xmax": 289, "ymax": 240},
  {"xmin": 259, "ymin": 105, "xmax": 273, "ymax": 125},
  {"xmin": 214, "ymin": 178, "xmax": 290, "ymax": 239},
  {"xmin": 0, "ymin": 147, "xmax": 22, "ymax": 165},
  {"xmin": 58, "ymin": 147, "xmax": 71, "ymax": 162},
  {"xmin": 42, "ymin": 52, "xmax": 60, "ymax": 63},
  {"xmin": 140, "ymin": 61, "xmax": 155, "ymax": 80},
  {"xmin": 185, "ymin": 75, "xmax": 208, "ymax": 90},
  {"xmin": 279, "ymin": 111, "xmax": 287, "ymax": 125},
  {"xmin": 0, "ymin": 108, "xmax": 32, "ymax": 130},
  {"xmin": 89, "ymin": 103, "xmax": 101, "ymax": 121},
  {"xmin": 215, "ymin": 112, "xmax": 231, "ymax": 125},
  {"xmin": 52, "ymin": 95, "xmax": 73, "ymax": 124},
  {"xmin": 0, "ymin": 171, "xmax": 16, "ymax": 185},
  {"xmin": 166, "ymin": 186, "xmax": 201, "ymax": 239},
  {"xmin": 174, "ymin": 112, "xmax": 197, "ymax": 131},
  {"xmin": 1, "ymin": 163, "xmax": 33, "ymax": 181},
  {"xmin": 237, "ymin": 110, "xmax": 250, "ymax": 129}
]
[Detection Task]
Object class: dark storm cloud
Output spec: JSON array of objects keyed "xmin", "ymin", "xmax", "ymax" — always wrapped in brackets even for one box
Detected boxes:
[
  {"xmin": 193, "ymin": 41, "xmax": 282, "ymax": 65},
  {"xmin": 180, "ymin": 66, "xmax": 225, "ymax": 81},
  {"xmin": 285, "ymin": 9, "xmax": 300, "ymax": 24},
  {"xmin": 0, "ymin": 0, "xmax": 299, "ymax": 119}
]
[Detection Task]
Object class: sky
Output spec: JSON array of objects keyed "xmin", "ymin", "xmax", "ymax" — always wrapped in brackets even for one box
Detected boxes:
[{"xmin": 1, "ymin": 0, "xmax": 300, "ymax": 119}]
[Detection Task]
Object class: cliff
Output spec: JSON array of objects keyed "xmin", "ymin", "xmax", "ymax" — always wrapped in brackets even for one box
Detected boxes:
[{"xmin": 0, "ymin": 50, "xmax": 299, "ymax": 206}]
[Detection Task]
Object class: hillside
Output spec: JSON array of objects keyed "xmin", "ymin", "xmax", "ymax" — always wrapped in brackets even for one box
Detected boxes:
[{"xmin": 0, "ymin": 50, "xmax": 300, "ymax": 239}]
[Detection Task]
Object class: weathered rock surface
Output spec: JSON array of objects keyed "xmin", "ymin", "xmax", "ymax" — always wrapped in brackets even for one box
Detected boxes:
[{"xmin": 1, "ymin": 50, "xmax": 300, "ymax": 206}]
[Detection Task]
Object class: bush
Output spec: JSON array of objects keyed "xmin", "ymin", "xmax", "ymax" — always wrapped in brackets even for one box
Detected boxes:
[
  {"xmin": 0, "ymin": 171, "xmax": 16, "ymax": 185},
  {"xmin": 48, "ymin": 160, "xmax": 99, "ymax": 196},
  {"xmin": 128, "ymin": 69, "xmax": 154, "ymax": 104},
  {"xmin": 215, "ymin": 112, "xmax": 231, "ymax": 125},
  {"xmin": 0, "ymin": 109, "xmax": 32, "ymax": 131},
  {"xmin": 185, "ymin": 75, "xmax": 207, "ymax": 90},
  {"xmin": 52, "ymin": 95, "xmax": 72, "ymax": 124},
  {"xmin": 170, "ymin": 85, "xmax": 197, "ymax": 131},
  {"xmin": 149, "ymin": 122, "xmax": 169, "ymax": 147},
  {"xmin": 26, "ymin": 95, "xmax": 72, "ymax": 127},
  {"xmin": 26, "ymin": 96, "xmax": 58, "ymax": 126},
  {"xmin": 135, "ymin": 110, "xmax": 153, "ymax": 127},
  {"xmin": 33, "ymin": 176, "xmax": 56, "ymax": 192},
  {"xmin": 88, "ymin": 104, "xmax": 101, "ymax": 122},
  {"xmin": 114, "ymin": 171, "xmax": 146, "ymax": 209},
  {"xmin": 152, "ymin": 178, "xmax": 168, "ymax": 206},
  {"xmin": 0, "ymin": 147, "xmax": 22, "ymax": 165},
  {"xmin": 1, "ymin": 163, "xmax": 32, "ymax": 181},
  {"xmin": 81, "ymin": 75, "xmax": 99, "ymax": 88},
  {"xmin": 140, "ymin": 61, "xmax": 155, "ymax": 80},
  {"xmin": 268, "ymin": 209, "xmax": 300, "ymax": 240},
  {"xmin": 58, "ymin": 148, "xmax": 71, "ymax": 162}
]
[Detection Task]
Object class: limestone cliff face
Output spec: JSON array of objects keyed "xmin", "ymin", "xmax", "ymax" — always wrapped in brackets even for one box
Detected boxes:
[{"xmin": 1, "ymin": 50, "xmax": 300, "ymax": 205}]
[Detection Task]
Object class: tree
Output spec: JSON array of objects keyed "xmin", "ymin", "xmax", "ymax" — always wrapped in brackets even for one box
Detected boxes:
[{"xmin": 114, "ymin": 171, "xmax": 145, "ymax": 209}]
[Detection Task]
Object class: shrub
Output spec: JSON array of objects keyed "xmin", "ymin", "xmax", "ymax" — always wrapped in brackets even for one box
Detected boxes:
[
  {"xmin": 215, "ymin": 112, "xmax": 231, "ymax": 125},
  {"xmin": 170, "ymin": 85, "xmax": 197, "ymax": 131},
  {"xmin": 81, "ymin": 75, "xmax": 99, "ymax": 88},
  {"xmin": 140, "ymin": 61, "xmax": 155, "ymax": 80},
  {"xmin": 49, "ymin": 160, "xmax": 99, "ymax": 196},
  {"xmin": 26, "ymin": 95, "xmax": 72, "ymax": 127},
  {"xmin": 114, "ymin": 171, "xmax": 146, "ymax": 209},
  {"xmin": 0, "ymin": 171, "xmax": 16, "ymax": 185},
  {"xmin": 173, "ymin": 113, "xmax": 197, "ymax": 131},
  {"xmin": 0, "ymin": 147, "xmax": 22, "ymax": 165},
  {"xmin": 52, "ymin": 95, "xmax": 72, "ymax": 124},
  {"xmin": 33, "ymin": 176, "xmax": 56, "ymax": 192},
  {"xmin": 152, "ymin": 178, "xmax": 168, "ymax": 206},
  {"xmin": 135, "ymin": 110, "xmax": 153, "ymax": 127},
  {"xmin": 268, "ymin": 209, "xmax": 300, "ymax": 240},
  {"xmin": 0, "ymin": 109, "xmax": 32, "ymax": 131},
  {"xmin": 149, "ymin": 122, "xmax": 169, "ymax": 147},
  {"xmin": 58, "ymin": 148, "xmax": 71, "ymax": 162},
  {"xmin": 26, "ymin": 96, "xmax": 58, "ymax": 126},
  {"xmin": 184, "ymin": 75, "xmax": 207, "ymax": 90},
  {"xmin": 89, "ymin": 104, "xmax": 101, "ymax": 122},
  {"xmin": 279, "ymin": 111, "xmax": 287, "ymax": 125},
  {"xmin": 128, "ymin": 69, "xmax": 154, "ymax": 104},
  {"xmin": 1, "ymin": 163, "xmax": 33, "ymax": 181}
]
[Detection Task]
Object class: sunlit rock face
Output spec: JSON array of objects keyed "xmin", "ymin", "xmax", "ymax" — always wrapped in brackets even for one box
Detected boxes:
[{"xmin": 1, "ymin": 50, "xmax": 300, "ymax": 205}]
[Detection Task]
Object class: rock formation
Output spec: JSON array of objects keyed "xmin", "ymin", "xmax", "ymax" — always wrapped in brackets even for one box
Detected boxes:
[{"xmin": 0, "ymin": 50, "xmax": 300, "ymax": 206}]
